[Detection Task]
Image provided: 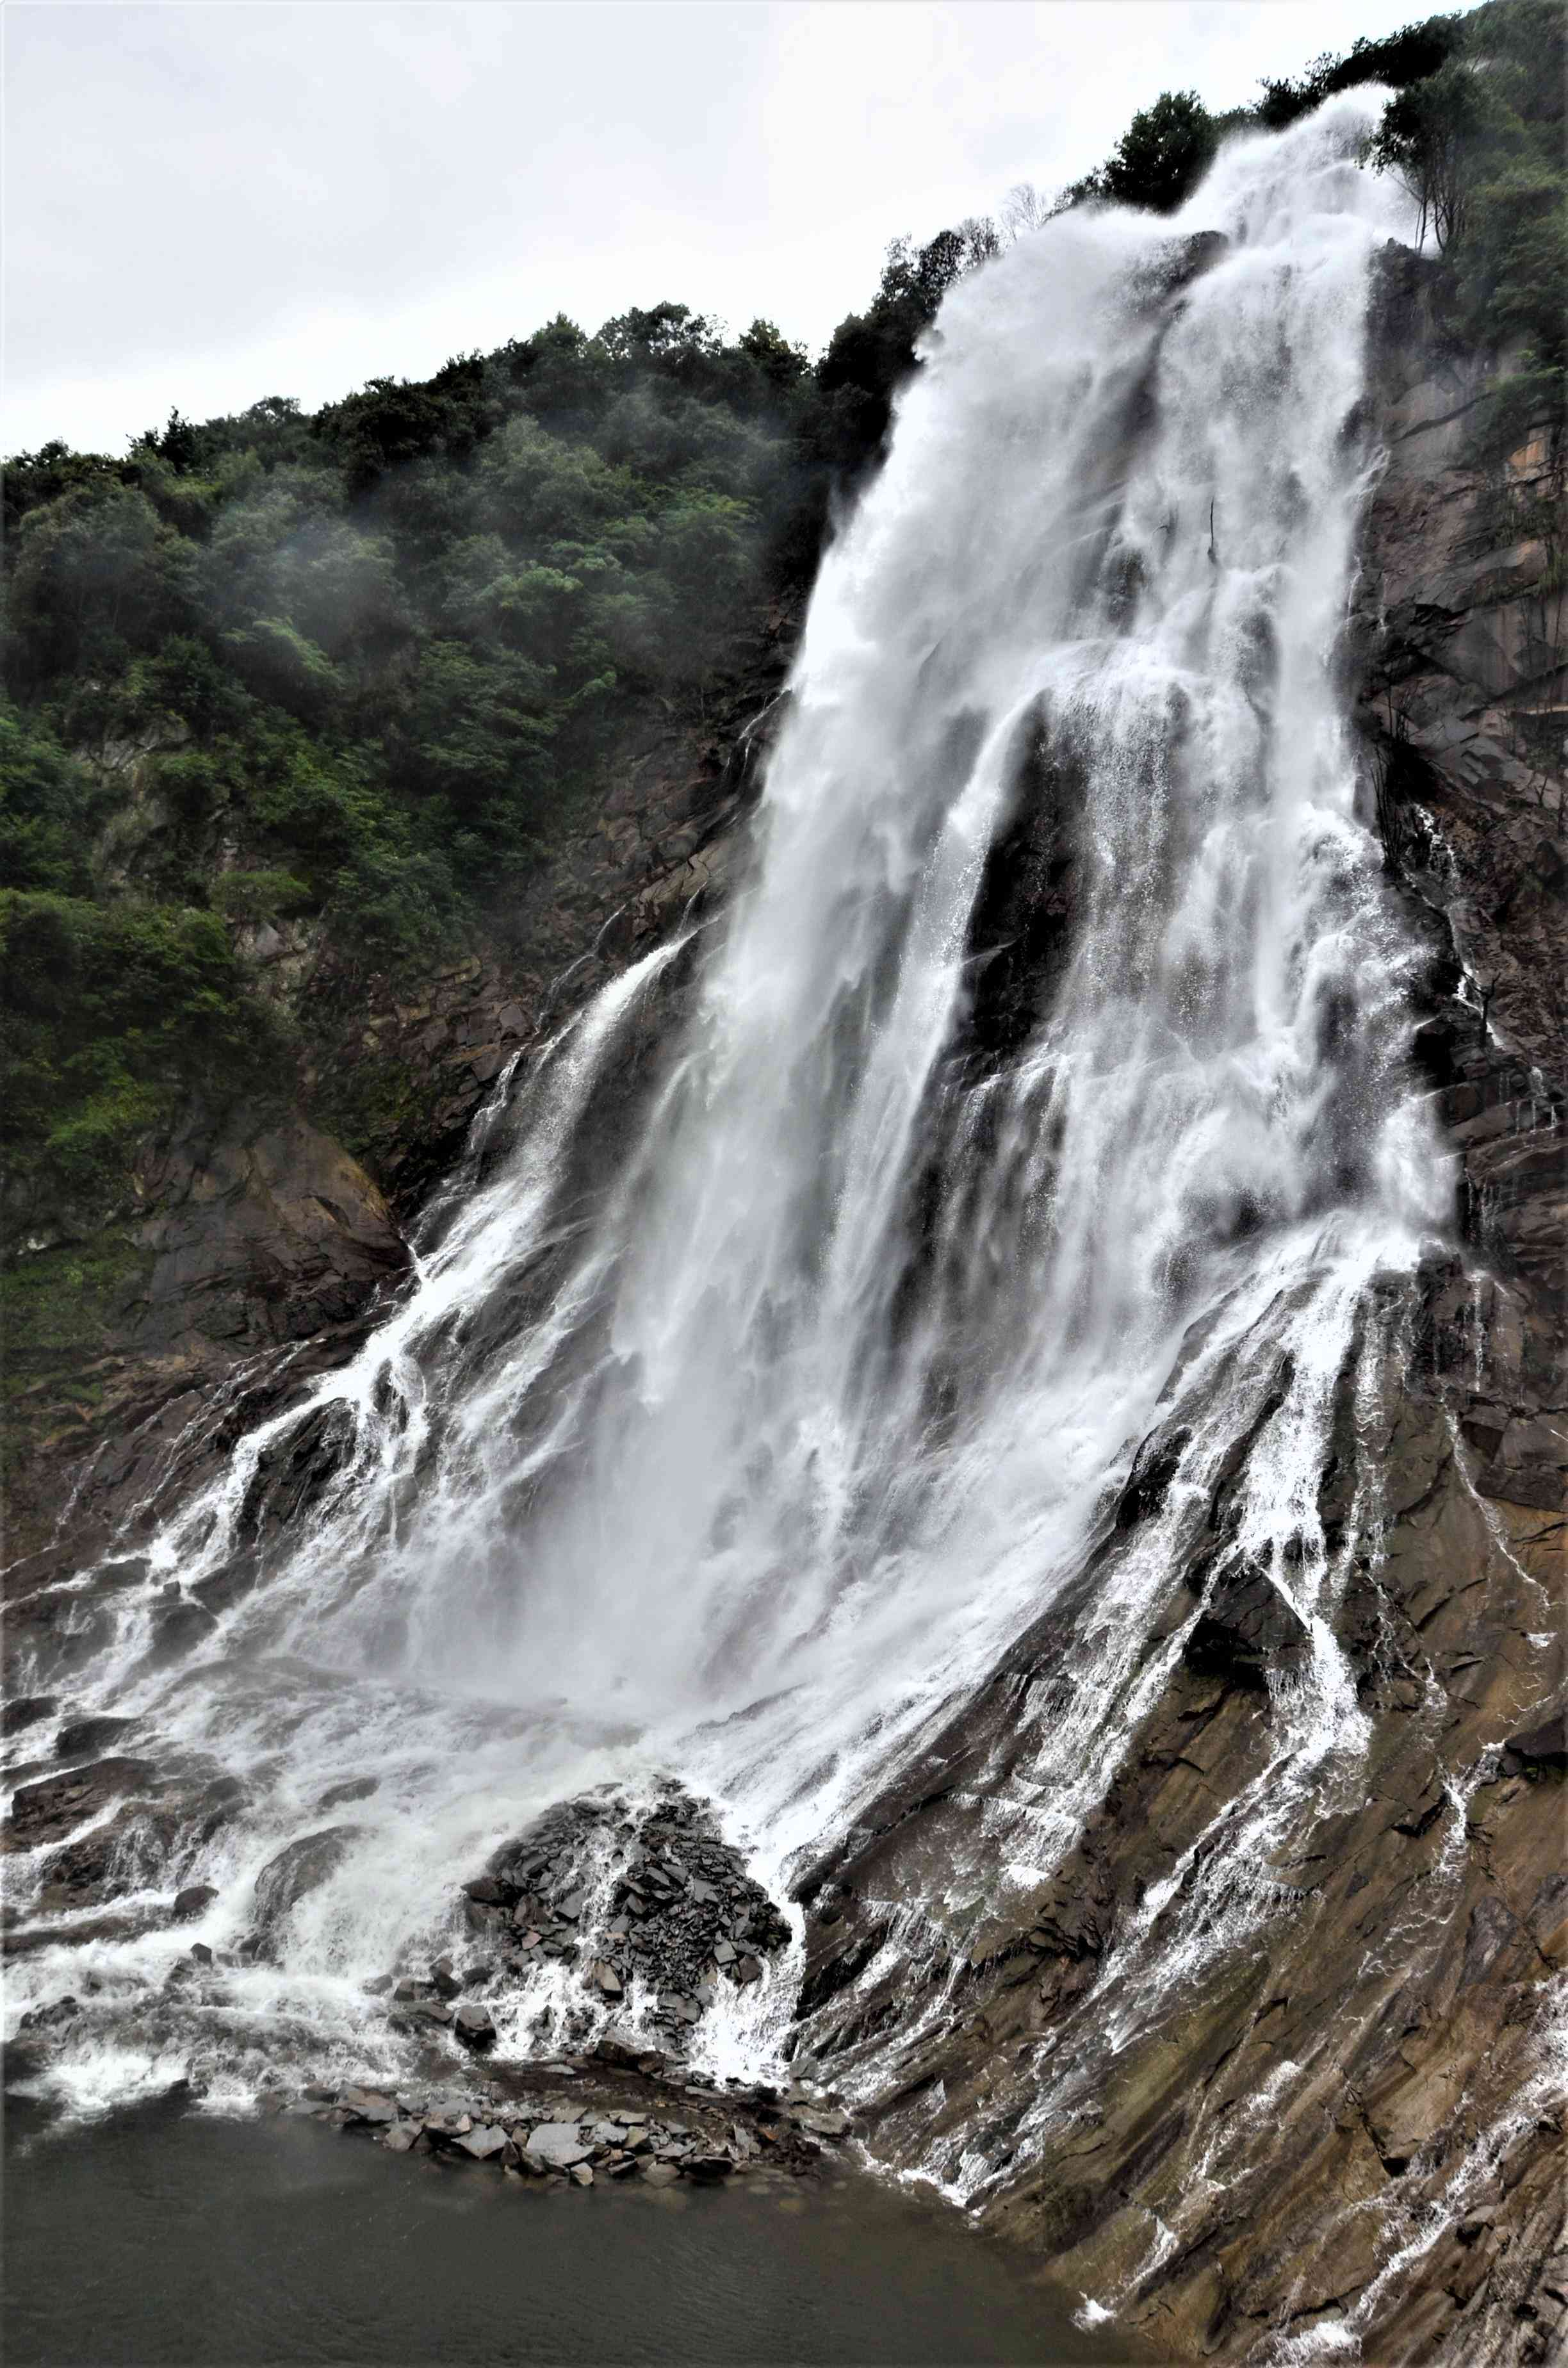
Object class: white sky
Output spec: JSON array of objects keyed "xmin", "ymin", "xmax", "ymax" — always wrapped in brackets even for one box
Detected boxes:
[{"xmin": 6, "ymin": 0, "xmax": 1430, "ymax": 457}]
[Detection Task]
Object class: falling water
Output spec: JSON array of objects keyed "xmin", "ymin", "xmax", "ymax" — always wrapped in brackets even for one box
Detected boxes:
[{"xmin": 5, "ymin": 93, "xmax": 1448, "ymax": 2153}]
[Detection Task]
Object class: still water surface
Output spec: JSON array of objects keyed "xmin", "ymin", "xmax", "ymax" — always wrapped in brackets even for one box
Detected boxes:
[{"xmin": 3, "ymin": 2099, "xmax": 1152, "ymax": 2367}]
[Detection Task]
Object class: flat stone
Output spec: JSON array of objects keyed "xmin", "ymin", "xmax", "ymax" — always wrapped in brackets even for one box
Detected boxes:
[
  {"xmin": 642, "ymin": 2162, "xmax": 680, "ymax": 2187},
  {"xmin": 455, "ymin": 2124, "xmax": 508, "ymax": 2160},
  {"xmin": 425, "ymin": 2110, "xmax": 472, "ymax": 2137},
  {"xmin": 569, "ymin": 2162, "xmax": 594, "ymax": 2187},
  {"xmin": 795, "ymin": 2107, "xmax": 851, "ymax": 2137},
  {"xmin": 523, "ymin": 2123, "xmax": 592, "ymax": 2167},
  {"xmin": 339, "ymin": 2089, "xmax": 396, "ymax": 2125}
]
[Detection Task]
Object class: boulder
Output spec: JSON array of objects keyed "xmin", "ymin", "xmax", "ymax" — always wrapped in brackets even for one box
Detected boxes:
[
  {"xmin": 56, "ymin": 1714, "xmax": 138, "ymax": 1761},
  {"xmin": 250, "ymin": 1827, "xmax": 359, "ymax": 1941},
  {"xmin": 795, "ymin": 2106, "xmax": 851, "ymax": 2137},
  {"xmin": 144, "ymin": 1599, "xmax": 219, "ymax": 1667},
  {"xmin": 1183, "ymin": 1558, "xmax": 1309, "ymax": 1690},
  {"xmin": 594, "ymin": 2027, "xmax": 666, "ymax": 2076},
  {"xmin": 339, "ymin": 2088, "xmax": 396, "ymax": 2125},
  {"xmin": 521, "ymin": 2123, "xmax": 591, "ymax": 2168},
  {"xmin": 1502, "ymin": 1709, "xmax": 1567, "ymax": 1773},
  {"xmin": 453, "ymin": 2000, "xmax": 496, "ymax": 2050},
  {"xmin": 455, "ymin": 2124, "xmax": 507, "ymax": 2160}
]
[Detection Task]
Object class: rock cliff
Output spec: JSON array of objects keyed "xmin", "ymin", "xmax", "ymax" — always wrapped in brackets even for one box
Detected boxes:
[{"xmin": 787, "ymin": 250, "xmax": 1565, "ymax": 2364}]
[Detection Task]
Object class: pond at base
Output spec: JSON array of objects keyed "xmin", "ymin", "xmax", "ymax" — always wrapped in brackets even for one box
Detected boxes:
[{"xmin": 3, "ymin": 2097, "xmax": 1152, "ymax": 2367}]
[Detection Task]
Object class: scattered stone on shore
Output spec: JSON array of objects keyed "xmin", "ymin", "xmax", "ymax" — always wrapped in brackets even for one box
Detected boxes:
[{"xmin": 306, "ymin": 2046, "xmax": 852, "ymax": 2200}]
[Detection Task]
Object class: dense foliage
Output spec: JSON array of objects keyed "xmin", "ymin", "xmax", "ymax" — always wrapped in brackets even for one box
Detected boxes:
[{"xmin": 1, "ymin": 0, "xmax": 1556, "ymax": 1237}]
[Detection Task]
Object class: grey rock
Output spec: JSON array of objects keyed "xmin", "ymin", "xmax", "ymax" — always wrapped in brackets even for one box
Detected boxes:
[
  {"xmin": 56, "ymin": 1714, "xmax": 138, "ymax": 1760},
  {"xmin": 455, "ymin": 2124, "xmax": 508, "ymax": 2160},
  {"xmin": 251, "ymin": 1828, "xmax": 359, "ymax": 1939},
  {"xmin": 1, "ymin": 1695, "xmax": 57, "ymax": 1737},
  {"xmin": 339, "ymin": 2088, "xmax": 396, "ymax": 2125},
  {"xmin": 523, "ymin": 2123, "xmax": 592, "ymax": 2167}
]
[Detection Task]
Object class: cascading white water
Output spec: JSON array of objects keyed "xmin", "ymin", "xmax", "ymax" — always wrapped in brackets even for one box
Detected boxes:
[{"xmin": 4, "ymin": 93, "xmax": 1448, "ymax": 2126}]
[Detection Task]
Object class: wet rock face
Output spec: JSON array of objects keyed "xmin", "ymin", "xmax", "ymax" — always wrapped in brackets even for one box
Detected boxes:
[
  {"xmin": 1353, "ymin": 245, "xmax": 1565, "ymax": 1525},
  {"xmin": 248, "ymin": 1828, "xmax": 361, "ymax": 1954},
  {"xmin": 455, "ymin": 1786, "xmax": 792, "ymax": 2056},
  {"xmin": 3, "ymin": 1757, "xmax": 160, "ymax": 1854},
  {"xmin": 785, "ymin": 275, "xmax": 1567, "ymax": 2367}
]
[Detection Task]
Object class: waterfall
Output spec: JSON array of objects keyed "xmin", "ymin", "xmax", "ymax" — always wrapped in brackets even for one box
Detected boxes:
[{"xmin": 5, "ymin": 93, "xmax": 1446, "ymax": 2130}]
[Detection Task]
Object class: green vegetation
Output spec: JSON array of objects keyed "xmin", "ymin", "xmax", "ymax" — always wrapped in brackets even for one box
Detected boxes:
[
  {"xmin": 0, "ymin": 887, "xmax": 288, "ymax": 1221},
  {"xmin": 1, "ymin": 0, "xmax": 1556, "ymax": 1248},
  {"xmin": 0, "ymin": 1230, "xmax": 149, "ymax": 1399}
]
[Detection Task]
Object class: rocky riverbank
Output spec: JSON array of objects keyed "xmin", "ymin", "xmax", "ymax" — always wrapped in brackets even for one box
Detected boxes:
[{"xmin": 277, "ymin": 2040, "xmax": 850, "ymax": 2192}]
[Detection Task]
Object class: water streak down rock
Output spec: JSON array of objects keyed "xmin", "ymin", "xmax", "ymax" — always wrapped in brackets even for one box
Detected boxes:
[{"xmin": 3, "ymin": 92, "xmax": 1562, "ymax": 2366}]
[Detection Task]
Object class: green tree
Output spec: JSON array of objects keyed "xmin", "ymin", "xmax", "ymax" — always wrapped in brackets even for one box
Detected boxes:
[{"xmin": 1101, "ymin": 92, "xmax": 1217, "ymax": 214}]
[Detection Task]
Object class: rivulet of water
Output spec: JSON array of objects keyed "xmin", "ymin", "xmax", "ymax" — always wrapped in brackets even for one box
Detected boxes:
[{"xmin": 5, "ymin": 89, "xmax": 1446, "ymax": 2226}]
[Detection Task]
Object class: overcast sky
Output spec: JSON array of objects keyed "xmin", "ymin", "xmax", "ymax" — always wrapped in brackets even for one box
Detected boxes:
[{"xmin": 8, "ymin": 0, "xmax": 1430, "ymax": 457}]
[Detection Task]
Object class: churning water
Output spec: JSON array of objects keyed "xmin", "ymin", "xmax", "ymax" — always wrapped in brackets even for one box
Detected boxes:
[{"xmin": 6, "ymin": 93, "xmax": 1444, "ymax": 2173}]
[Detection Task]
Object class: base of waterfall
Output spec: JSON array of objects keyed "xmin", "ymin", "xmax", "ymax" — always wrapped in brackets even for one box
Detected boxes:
[
  {"xmin": 1, "ymin": 2094, "xmax": 1150, "ymax": 2368},
  {"xmin": 265, "ymin": 2042, "xmax": 845, "ymax": 2185}
]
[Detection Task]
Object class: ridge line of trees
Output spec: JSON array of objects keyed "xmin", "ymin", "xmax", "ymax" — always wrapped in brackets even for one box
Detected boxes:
[{"xmin": 1, "ymin": 0, "xmax": 1559, "ymax": 1237}]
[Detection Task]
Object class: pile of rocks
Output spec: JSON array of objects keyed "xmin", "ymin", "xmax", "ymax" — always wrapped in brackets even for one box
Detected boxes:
[
  {"xmin": 457, "ymin": 1784, "xmax": 792, "ymax": 2054},
  {"xmin": 293, "ymin": 2050, "xmax": 850, "ymax": 2192}
]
